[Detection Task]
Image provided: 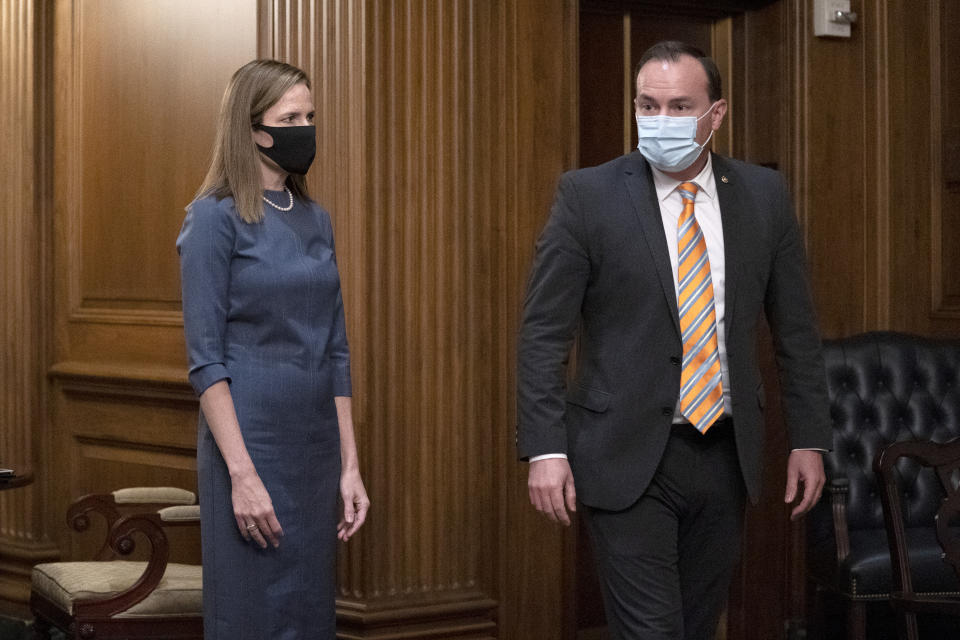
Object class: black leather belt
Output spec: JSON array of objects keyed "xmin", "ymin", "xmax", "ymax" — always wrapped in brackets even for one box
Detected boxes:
[{"xmin": 672, "ymin": 416, "xmax": 734, "ymax": 440}]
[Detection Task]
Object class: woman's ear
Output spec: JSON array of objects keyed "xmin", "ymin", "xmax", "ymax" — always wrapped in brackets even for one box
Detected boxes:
[{"xmin": 252, "ymin": 127, "xmax": 274, "ymax": 148}]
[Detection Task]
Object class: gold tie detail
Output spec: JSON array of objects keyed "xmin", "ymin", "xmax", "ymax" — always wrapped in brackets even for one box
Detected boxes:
[{"xmin": 676, "ymin": 182, "xmax": 723, "ymax": 432}]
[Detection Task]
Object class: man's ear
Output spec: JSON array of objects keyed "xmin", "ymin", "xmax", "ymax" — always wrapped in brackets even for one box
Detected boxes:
[{"xmin": 711, "ymin": 99, "xmax": 728, "ymax": 131}]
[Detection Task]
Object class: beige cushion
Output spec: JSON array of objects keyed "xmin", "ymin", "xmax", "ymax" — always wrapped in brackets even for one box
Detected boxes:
[
  {"xmin": 112, "ymin": 487, "xmax": 196, "ymax": 505},
  {"xmin": 158, "ymin": 505, "xmax": 200, "ymax": 522},
  {"xmin": 32, "ymin": 561, "xmax": 202, "ymax": 618}
]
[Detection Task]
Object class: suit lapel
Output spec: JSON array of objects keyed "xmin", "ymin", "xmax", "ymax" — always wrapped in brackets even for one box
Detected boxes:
[
  {"xmin": 712, "ymin": 154, "xmax": 746, "ymax": 341},
  {"xmin": 623, "ymin": 154, "xmax": 682, "ymax": 338}
]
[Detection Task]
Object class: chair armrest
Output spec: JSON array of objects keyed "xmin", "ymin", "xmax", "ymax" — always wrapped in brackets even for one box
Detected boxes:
[
  {"xmin": 73, "ymin": 512, "xmax": 173, "ymax": 618},
  {"xmin": 158, "ymin": 505, "xmax": 200, "ymax": 524},
  {"xmin": 66, "ymin": 488, "xmax": 197, "ymax": 560},
  {"xmin": 112, "ymin": 487, "xmax": 196, "ymax": 505},
  {"xmin": 828, "ymin": 477, "xmax": 851, "ymax": 562},
  {"xmin": 67, "ymin": 494, "xmax": 123, "ymax": 560}
]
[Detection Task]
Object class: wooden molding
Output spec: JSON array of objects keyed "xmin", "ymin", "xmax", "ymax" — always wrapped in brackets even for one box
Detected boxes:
[
  {"xmin": 75, "ymin": 438, "xmax": 197, "ymax": 473},
  {"xmin": 930, "ymin": 0, "xmax": 960, "ymax": 319},
  {"xmin": 50, "ymin": 360, "xmax": 190, "ymax": 389},
  {"xmin": 866, "ymin": 0, "xmax": 892, "ymax": 329},
  {"xmin": 68, "ymin": 308, "xmax": 184, "ymax": 327},
  {"xmin": 336, "ymin": 592, "xmax": 497, "ymax": 639}
]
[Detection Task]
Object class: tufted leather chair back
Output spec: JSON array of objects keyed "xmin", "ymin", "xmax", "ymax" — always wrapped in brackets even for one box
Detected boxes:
[{"xmin": 822, "ymin": 331, "xmax": 960, "ymax": 532}]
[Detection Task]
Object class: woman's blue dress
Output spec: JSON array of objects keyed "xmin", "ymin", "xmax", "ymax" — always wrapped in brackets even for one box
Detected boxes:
[{"xmin": 177, "ymin": 190, "xmax": 350, "ymax": 639}]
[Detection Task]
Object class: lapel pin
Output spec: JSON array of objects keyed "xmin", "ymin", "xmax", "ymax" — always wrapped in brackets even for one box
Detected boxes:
[{"xmin": 721, "ymin": 175, "xmax": 729, "ymax": 183}]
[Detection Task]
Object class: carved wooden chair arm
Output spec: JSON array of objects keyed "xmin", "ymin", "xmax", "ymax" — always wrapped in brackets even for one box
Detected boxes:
[
  {"xmin": 70, "ymin": 512, "xmax": 170, "ymax": 618},
  {"xmin": 827, "ymin": 477, "xmax": 851, "ymax": 563},
  {"xmin": 874, "ymin": 439, "xmax": 960, "ymax": 597},
  {"xmin": 71, "ymin": 505, "xmax": 200, "ymax": 619},
  {"xmin": 66, "ymin": 488, "xmax": 197, "ymax": 560}
]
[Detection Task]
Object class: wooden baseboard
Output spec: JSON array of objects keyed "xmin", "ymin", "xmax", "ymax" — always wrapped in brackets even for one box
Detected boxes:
[{"xmin": 336, "ymin": 591, "xmax": 497, "ymax": 639}]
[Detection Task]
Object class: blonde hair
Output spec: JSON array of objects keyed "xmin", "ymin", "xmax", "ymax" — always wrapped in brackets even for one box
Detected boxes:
[{"xmin": 194, "ymin": 60, "xmax": 313, "ymax": 223}]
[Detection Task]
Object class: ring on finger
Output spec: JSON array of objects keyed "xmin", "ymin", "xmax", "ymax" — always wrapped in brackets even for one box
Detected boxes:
[{"xmin": 246, "ymin": 523, "xmax": 258, "ymax": 531}]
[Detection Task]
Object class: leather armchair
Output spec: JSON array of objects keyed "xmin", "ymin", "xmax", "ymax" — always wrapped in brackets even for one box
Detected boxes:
[{"xmin": 807, "ymin": 331, "xmax": 960, "ymax": 640}]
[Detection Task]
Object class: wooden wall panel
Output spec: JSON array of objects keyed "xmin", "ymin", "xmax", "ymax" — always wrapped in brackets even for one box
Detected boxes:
[
  {"xmin": 261, "ymin": 1, "xmax": 578, "ymax": 637},
  {"xmin": 801, "ymin": 3, "xmax": 867, "ymax": 338},
  {"xmin": 56, "ymin": 0, "xmax": 256, "ymax": 338},
  {"xmin": 0, "ymin": 0, "xmax": 58, "ymax": 607},
  {"xmin": 497, "ymin": 5, "xmax": 580, "ymax": 639},
  {"xmin": 43, "ymin": 0, "xmax": 258, "ymax": 594},
  {"xmin": 786, "ymin": 0, "xmax": 959, "ymax": 341},
  {"xmin": 884, "ymin": 0, "xmax": 933, "ymax": 335},
  {"xmin": 933, "ymin": 0, "xmax": 960, "ymax": 318},
  {"xmin": 74, "ymin": 2, "xmax": 256, "ymax": 314},
  {"xmin": 579, "ymin": 11, "xmax": 626, "ymax": 167}
]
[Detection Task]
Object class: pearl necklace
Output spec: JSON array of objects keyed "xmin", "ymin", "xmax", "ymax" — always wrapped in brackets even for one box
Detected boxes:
[{"xmin": 262, "ymin": 187, "xmax": 294, "ymax": 211}]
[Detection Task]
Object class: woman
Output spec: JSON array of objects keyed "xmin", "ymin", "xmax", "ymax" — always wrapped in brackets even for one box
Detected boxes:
[{"xmin": 177, "ymin": 59, "xmax": 369, "ymax": 639}]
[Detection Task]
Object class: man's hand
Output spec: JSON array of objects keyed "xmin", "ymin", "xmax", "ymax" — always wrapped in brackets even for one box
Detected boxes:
[
  {"xmin": 528, "ymin": 458, "xmax": 577, "ymax": 526},
  {"xmin": 784, "ymin": 450, "xmax": 825, "ymax": 521}
]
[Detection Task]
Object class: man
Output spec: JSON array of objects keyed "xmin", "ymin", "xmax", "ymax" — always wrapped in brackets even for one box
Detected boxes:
[{"xmin": 517, "ymin": 41, "xmax": 831, "ymax": 639}]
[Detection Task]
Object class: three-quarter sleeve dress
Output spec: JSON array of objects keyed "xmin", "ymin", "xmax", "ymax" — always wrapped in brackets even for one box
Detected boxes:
[{"xmin": 177, "ymin": 190, "xmax": 350, "ymax": 639}]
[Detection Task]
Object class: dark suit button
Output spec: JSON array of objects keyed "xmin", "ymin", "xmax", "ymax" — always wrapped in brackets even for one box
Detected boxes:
[
  {"xmin": 670, "ymin": 356, "xmax": 681, "ymax": 366},
  {"xmin": 662, "ymin": 407, "xmax": 673, "ymax": 416}
]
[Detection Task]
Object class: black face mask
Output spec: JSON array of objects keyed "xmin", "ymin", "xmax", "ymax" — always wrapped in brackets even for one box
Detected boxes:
[{"xmin": 254, "ymin": 124, "xmax": 316, "ymax": 175}]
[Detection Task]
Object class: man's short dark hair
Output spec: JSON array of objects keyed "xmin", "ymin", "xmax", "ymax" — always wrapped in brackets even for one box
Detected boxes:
[{"xmin": 634, "ymin": 41, "xmax": 722, "ymax": 103}]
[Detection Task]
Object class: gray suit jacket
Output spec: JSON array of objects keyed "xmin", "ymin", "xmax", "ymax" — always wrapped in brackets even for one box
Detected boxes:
[{"xmin": 517, "ymin": 152, "xmax": 832, "ymax": 510}]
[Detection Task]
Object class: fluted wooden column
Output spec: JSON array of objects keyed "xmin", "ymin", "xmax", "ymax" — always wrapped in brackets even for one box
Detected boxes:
[
  {"xmin": 0, "ymin": 0, "xmax": 59, "ymax": 605},
  {"xmin": 261, "ymin": 1, "xmax": 578, "ymax": 637}
]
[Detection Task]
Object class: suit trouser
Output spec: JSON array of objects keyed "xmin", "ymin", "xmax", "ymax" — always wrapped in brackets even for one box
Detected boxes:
[{"xmin": 581, "ymin": 419, "xmax": 747, "ymax": 640}]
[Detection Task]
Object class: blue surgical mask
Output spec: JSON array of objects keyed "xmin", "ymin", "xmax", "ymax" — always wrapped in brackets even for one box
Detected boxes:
[{"xmin": 635, "ymin": 102, "xmax": 718, "ymax": 172}]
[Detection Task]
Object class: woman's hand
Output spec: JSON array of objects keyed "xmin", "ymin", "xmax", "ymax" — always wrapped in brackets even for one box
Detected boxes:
[
  {"xmin": 337, "ymin": 468, "xmax": 369, "ymax": 542},
  {"xmin": 232, "ymin": 469, "xmax": 284, "ymax": 549}
]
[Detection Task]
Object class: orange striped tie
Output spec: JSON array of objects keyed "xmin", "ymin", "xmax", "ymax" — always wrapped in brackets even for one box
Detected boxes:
[{"xmin": 677, "ymin": 182, "xmax": 723, "ymax": 432}]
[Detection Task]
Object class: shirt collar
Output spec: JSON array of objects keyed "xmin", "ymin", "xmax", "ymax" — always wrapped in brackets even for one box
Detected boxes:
[{"xmin": 650, "ymin": 153, "xmax": 716, "ymax": 203}]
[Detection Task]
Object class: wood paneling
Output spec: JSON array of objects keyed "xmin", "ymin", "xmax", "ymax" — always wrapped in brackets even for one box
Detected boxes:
[
  {"xmin": 580, "ymin": 11, "xmax": 626, "ymax": 167},
  {"xmin": 934, "ymin": 0, "xmax": 960, "ymax": 317},
  {"xmin": 262, "ymin": 1, "xmax": 577, "ymax": 636},
  {"xmin": 0, "ymin": 0, "xmax": 59, "ymax": 606},
  {"xmin": 497, "ymin": 4, "xmax": 580, "ymax": 637},
  {"xmin": 43, "ymin": 0, "xmax": 258, "ymax": 593},
  {"xmin": 56, "ymin": 0, "xmax": 257, "ymax": 332}
]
